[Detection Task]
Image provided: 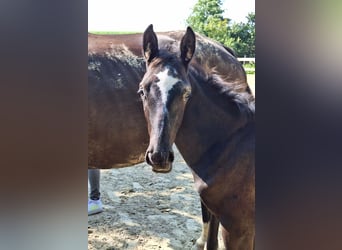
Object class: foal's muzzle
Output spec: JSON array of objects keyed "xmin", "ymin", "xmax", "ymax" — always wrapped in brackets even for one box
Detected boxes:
[{"xmin": 145, "ymin": 149, "xmax": 174, "ymax": 173}]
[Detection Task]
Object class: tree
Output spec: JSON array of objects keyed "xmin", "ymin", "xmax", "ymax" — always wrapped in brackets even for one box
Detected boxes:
[
  {"xmin": 186, "ymin": 0, "xmax": 229, "ymax": 45},
  {"xmin": 186, "ymin": 0, "xmax": 255, "ymax": 57},
  {"xmin": 229, "ymin": 13, "xmax": 255, "ymax": 57}
]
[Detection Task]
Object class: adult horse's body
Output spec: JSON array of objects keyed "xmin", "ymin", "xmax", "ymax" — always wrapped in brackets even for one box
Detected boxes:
[
  {"xmin": 139, "ymin": 25, "xmax": 255, "ymax": 249},
  {"xmin": 88, "ymin": 31, "xmax": 249, "ymax": 169},
  {"xmin": 88, "ymin": 28, "xmax": 252, "ymax": 249}
]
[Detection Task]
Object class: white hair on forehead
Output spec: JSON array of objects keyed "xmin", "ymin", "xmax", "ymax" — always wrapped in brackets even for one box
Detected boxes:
[{"xmin": 155, "ymin": 68, "xmax": 180, "ymax": 105}]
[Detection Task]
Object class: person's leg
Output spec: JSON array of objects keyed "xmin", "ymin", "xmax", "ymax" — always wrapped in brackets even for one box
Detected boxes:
[
  {"xmin": 89, "ymin": 169, "xmax": 100, "ymax": 200},
  {"xmin": 88, "ymin": 169, "xmax": 103, "ymax": 215}
]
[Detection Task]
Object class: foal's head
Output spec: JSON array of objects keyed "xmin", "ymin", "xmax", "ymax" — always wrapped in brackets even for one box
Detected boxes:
[{"xmin": 138, "ymin": 24, "xmax": 195, "ymax": 173}]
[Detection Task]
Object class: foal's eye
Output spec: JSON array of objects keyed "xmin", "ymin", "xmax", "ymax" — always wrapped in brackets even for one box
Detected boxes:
[{"xmin": 184, "ymin": 91, "xmax": 192, "ymax": 101}]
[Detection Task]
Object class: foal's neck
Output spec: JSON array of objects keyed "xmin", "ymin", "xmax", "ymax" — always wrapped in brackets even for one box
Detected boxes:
[{"xmin": 175, "ymin": 70, "xmax": 254, "ymax": 168}]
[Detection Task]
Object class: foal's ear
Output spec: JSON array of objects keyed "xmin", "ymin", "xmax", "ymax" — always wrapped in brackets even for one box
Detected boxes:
[
  {"xmin": 180, "ymin": 27, "xmax": 196, "ymax": 67},
  {"xmin": 143, "ymin": 24, "xmax": 159, "ymax": 64}
]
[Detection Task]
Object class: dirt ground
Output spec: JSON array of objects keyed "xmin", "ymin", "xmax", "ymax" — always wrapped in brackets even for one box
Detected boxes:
[{"xmin": 88, "ymin": 147, "xmax": 223, "ymax": 250}]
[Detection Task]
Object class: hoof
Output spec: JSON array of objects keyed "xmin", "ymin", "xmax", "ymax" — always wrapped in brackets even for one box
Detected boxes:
[{"xmin": 195, "ymin": 238, "xmax": 205, "ymax": 250}]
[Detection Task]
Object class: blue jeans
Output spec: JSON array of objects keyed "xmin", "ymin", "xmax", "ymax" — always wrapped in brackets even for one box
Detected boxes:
[{"xmin": 88, "ymin": 169, "xmax": 100, "ymax": 200}]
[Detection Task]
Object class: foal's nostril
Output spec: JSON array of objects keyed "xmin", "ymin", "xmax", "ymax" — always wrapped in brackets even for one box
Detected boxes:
[
  {"xmin": 169, "ymin": 151, "xmax": 174, "ymax": 162},
  {"xmin": 147, "ymin": 151, "xmax": 173, "ymax": 165},
  {"xmin": 145, "ymin": 151, "xmax": 153, "ymax": 166}
]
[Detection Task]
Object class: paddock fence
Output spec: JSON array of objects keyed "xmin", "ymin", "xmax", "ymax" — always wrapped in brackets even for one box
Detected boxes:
[{"xmin": 237, "ymin": 57, "xmax": 255, "ymax": 73}]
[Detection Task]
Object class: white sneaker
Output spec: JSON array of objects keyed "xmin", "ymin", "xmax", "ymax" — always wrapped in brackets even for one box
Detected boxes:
[{"xmin": 88, "ymin": 199, "xmax": 103, "ymax": 215}]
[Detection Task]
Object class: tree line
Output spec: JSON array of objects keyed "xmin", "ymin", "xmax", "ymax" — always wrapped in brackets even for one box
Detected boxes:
[{"xmin": 186, "ymin": 0, "xmax": 255, "ymax": 58}]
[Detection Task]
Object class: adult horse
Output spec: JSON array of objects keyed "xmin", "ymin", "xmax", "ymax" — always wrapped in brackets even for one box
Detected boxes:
[
  {"xmin": 88, "ymin": 28, "xmax": 251, "ymax": 249},
  {"xmin": 139, "ymin": 25, "xmax": 255, "ymax": 249},
  {"xmin": 88, "ymin": 31, "xmax": 249, "ymax": 169}
]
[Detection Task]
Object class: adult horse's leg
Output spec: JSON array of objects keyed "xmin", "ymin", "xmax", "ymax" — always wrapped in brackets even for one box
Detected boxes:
[{"xmin": 196, "ymin": 202, "xmax": 219, "ymax": 250}]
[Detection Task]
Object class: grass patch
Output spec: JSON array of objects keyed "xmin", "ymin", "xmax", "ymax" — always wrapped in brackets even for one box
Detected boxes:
[
  {"xmin": 88, "ymin": 31, "xmax": 140, "ymax": 35},
  {"xmin": 242, "ymin": 63, "xmax": 255, "ymax": 74},
  {"xmin": 243, "ymin": 62, "xmax": 255, "ymax": 68}
]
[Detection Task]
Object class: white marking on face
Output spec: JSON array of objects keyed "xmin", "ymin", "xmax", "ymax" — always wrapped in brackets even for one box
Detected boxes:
[{"xmin": 155, "ymin": 68, "xmax": 180, "ymax": 105}]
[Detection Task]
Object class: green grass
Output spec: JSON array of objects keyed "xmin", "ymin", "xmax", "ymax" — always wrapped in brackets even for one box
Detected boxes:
[
  {"xmin": 242, "ymin": 63, "xmax": 255, "ymax": 74},
  {"xmin": 243, "ymin": 62, "xmax": 255, "ymax": 68},
  {"xmin": 88, "ymin": 31, "xmax": 140, "ymax": 35}
]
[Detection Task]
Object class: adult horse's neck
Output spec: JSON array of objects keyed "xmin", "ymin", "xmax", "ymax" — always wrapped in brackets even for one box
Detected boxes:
[{"xmin": 175, "ymin": 67, "xmax": 255, "ymax": 175}]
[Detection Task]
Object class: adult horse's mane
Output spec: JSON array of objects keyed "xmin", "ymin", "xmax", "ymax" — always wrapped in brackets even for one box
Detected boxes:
[{"xmin": 189, "ymin": 65, "xmax": 255, "ymax": 122}]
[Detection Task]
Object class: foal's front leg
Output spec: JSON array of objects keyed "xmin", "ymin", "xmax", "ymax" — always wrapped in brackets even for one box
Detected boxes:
[
  {"xmin": 196, "ymin": 202, "xmax": 210, "ymax": 249},
  {"xmin": 207, "ymin": 214, "xmax": 219, "ymax": 250},
  {"xmin": 195, "ymin": 202, "xmax": 219, "ymax": 250}
]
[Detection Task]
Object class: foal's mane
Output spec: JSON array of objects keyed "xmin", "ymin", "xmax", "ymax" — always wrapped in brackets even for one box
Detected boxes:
[
  {"xmin": 148, "ymin": 50, "xmax": 184, "ymax": 69},
  {"xmin": 190, "ymin": 65, "xmax": 255, "ymax": 121}
]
